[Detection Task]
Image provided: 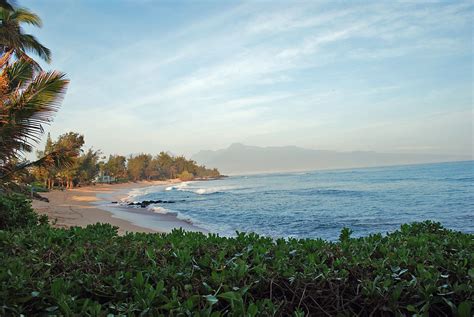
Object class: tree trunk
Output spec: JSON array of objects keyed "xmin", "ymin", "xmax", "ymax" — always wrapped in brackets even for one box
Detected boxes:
[{"xmin": 0, "ymin": 49, "xmax": 13, "ymax": 68}]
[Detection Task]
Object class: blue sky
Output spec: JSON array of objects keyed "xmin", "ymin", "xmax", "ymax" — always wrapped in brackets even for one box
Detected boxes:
[{"xmin": 23, "ymin": 0, "xmax": 473, "ymax": 157}]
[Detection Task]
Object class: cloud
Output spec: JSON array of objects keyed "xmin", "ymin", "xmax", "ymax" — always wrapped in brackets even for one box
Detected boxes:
[{"xmin": 29, "ymin": 0, "xmax": 473, "ymax": 158}]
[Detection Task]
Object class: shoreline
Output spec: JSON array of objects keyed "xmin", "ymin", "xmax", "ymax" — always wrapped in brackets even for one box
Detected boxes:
[{"xmin": 32, "ymin": 179, "xmax": 205, "ymax": 235}]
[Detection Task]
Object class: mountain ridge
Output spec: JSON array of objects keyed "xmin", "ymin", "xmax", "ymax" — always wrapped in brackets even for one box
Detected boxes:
[{"xmin": 192, "ymin": 143, "xmax": 472, "ymax": 175}]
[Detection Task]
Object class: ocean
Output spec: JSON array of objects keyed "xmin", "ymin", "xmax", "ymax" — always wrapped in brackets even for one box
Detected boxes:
[{"xmin": 120, "ymin": 161, "xmax": 473, "ymax": 240}]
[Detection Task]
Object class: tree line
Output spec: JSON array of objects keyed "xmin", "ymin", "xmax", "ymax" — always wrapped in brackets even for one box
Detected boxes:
[{"xmin": 31, "ymin": 132, "xmax": 221, "ymax": 189}]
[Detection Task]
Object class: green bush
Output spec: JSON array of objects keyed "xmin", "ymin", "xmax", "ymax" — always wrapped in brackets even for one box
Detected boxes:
[
  {"xmin": 0, "ymin": 221, "xmax": 472, "ymax": 316},
  {"xmin": 0, "ymin": 194, "xmax": 48, "ymax": 230},
  {"xmin": 30, "ymin": 181, "xmax": 49, "ymax": 192},
  {"xmin": 178, "ymin": 170, "xmax": 194, "ymax": 181}
]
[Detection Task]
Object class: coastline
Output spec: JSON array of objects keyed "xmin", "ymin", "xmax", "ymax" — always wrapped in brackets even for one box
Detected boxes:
[{"xmin": 32, "ymin": 179, "xmax": 205, "ymax": 235}]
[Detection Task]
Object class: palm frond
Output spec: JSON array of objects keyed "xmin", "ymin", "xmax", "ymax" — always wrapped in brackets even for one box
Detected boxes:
[
  {"xmin": 0, "ymin": 149, "xmax": 75, "ymax": 181},
  {"xmin": 10, "ymin": 7, "xmax": 42, "ymax": 27},
  {"xmin": 19, "ymin": 34, "xmax": 51, "ymax": 63},
  {"xmin": 2, "ymin": 57, "xmax": 34, "ymax": 89},
  {"xmin": 0, "ymin": 6, "xmax": 50, "ymax": 65},
  {"xmin": 0, "ymin": 1, "xmax": 14, "ymax": 12},
  {"xmin": 0, "ymin": 66, "xmax": 69, "ymax": 163}
]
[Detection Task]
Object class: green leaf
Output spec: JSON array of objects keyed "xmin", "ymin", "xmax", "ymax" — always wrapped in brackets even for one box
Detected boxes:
[
  {"xmin": 45, "ymin": 306, "xmax": 58, "ymax": 312},
  {"xmin": 468, "ymin": 268, "xmax": 474, "ymax": 279},
  {"xmin": 458, "ymin": 301, "xmax": 472, "ymax": 317},
  {"xmin": 218, "ymin": 291, "xmax": 239, "ymax": 302},
  {"xmin": 407, "ymin": 305, "xmax": 417, "ymax": 312},
  {"xmin": 204, "ymin": 295, "xmax": 218, "ymax": 305},
  {"xmin": 247, "ymin": 303, "xmax": 258, "ymax": 316}
]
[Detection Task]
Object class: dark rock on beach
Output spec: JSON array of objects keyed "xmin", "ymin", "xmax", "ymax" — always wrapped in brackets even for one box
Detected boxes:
[
  {"xmin": 123, "ymin": 200, "xmax": 177, "ymax": 208},
  {"xmin": 34, "ymin": 193, "xmax": 49, "ymax": 202}
]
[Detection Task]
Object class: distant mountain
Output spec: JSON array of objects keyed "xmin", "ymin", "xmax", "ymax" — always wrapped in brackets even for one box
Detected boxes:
[{"xmin": 192, "ymin": 143, "xmax": 471, "ymax": 175}]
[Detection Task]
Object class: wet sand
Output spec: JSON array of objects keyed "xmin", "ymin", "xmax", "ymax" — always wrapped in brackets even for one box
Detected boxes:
[{"xmin": 32, "ymin": 179, "xmax": 204, "ymax": 235}]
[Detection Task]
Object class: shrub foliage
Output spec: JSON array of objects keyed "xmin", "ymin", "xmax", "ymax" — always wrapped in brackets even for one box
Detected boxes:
[
  {"xmin": 0, "ymin": 220, "xmax": 472, "ymax": 316},
  {"xmin": 0, "ymin": 194, "xmax": 47, "ymax": 230}
]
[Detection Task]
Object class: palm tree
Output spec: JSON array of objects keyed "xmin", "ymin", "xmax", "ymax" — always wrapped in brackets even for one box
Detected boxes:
[
  {"xmin": 52, "ymin": 132, "xmax": 84, "ymax": 189},
  {"xmin": 0, "ymin": 59, "xmax": 69, "ymax": 183},
  {"xmin": 0, "ymin": 1, "xmax": 71, "ymax": 190},
  {"xmin": 0, "ymin": 4, "xmax": 51, "ymax": 68},
  {"xmin": 0, "ymin": 1, "xmax": 13, "ymax": 11}
]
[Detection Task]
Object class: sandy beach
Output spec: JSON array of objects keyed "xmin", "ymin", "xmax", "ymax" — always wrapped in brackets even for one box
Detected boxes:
[{"xmin": 32, "ymin": 179, "xmax": 198, "ymax": 235}]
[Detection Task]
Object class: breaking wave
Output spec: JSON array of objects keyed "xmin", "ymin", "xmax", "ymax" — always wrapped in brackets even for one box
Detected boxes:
[
  {"xmin": 146, "ymin": 204, "xmax": 194, "ymax": 224},
  {"xmin": 165, "ymin": 182, "xmax": 235, "ymax": 195}
]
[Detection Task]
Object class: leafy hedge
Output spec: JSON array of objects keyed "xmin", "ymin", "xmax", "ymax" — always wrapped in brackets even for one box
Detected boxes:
[
  {"xmin": 0, "ymin": 194, "xmax": 48, "ymax": 230},
  {"xmin": 0, "ymin": 220, "xmax": 472, "ymax": 316}
]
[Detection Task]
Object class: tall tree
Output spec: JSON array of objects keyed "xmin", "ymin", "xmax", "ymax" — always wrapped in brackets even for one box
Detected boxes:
[
  {"xmin": 0, "ymin": 59, "xmax": 69, "ymax": 184},
  {"xmin": 156, "ymin": 152, "xmax": 174, "ymax": 179},
  {"xmin": 104, "ymin": 155, "xmax": 127, "ymax": 179},
  {"xmin": 76, "ymin": 148, "xmax": 101, "ymax": 185},
  {"xmin": 0, "ymin": 2, "xmax": 69, "ymax": 190},
  {"xmin": 54, "ymin": 132, "xmax": 84, "ymax": 189},
  {"xmin": 32, "ymin": 132, "xmax": 56, "ymax": 189},
  {"xmin": 127, "ymin": 154, "xmax": 151, "ymax": 182},
  {"xmin": 0, "ymin": 4, "xmax": 51, "ymax": 68}
]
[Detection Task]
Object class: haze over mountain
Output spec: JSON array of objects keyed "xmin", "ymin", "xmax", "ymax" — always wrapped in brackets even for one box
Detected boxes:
[{"xmin": 192, "ymin": 143, "xmax": 472, "ymax": 175}]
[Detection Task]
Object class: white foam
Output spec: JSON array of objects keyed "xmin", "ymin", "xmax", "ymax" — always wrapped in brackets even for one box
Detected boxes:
[
  {"xmin": 194, "ymin": 187, "xmax": 222, "ymax": 195},
  {"xmin": 194, "ymin": 185, "xmax": 239, "ymax": 195},
  {"xmin": 147, "ymin": 205, "xmax": 172, "ymax": 214},
  {"xmin": 121, "ymin": 188, "xmax": 143, "ymax": 202},
  {"xmin": 146, "ymin": 204, "xmax": 195, "ymax": 224},
  {"xmin": 122, "ymin": 186, "xmax": 160, "ymax": 202},
  {"xmin": 165, "ymin": 181, "xmax": 190, "ymax": 191},
  {"xmin": 167, "ymin": 182, "xmax": 236, "ymax": 195},
  {"xmin": 176, "ymin": 182, "xmax": 191, "ymax": 190},
  {"xmin": 175, "ymin": 212, "xmax": 194, "ymax": 224}
]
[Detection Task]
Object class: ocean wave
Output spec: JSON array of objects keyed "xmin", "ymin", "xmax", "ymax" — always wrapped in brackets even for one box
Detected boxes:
[
  {"xmin": 122, "ymin": 186, "xmax": 164, "ymax": 202},
  {"xmin": 147, "ymin": 204, "xmax": 176, "ymax": 215},
  {"xmin": 146, "ymin": 204, "xmax": 195, "ymax": 224},
  {"xmin": 442, "ymin": 177, "xmax": 474, "ymax": 182},
  {"xmin": 165, "ymin": 181, "xmax": 191, "ymax": 191},
  {"xmin": 296, "ymin": 188, "xmax": 364, "ymax": 197},
  {"xmin": 193, "ymin": 187, "xmax": 226, "ymax": 195},
  {"xmin": 165, "ymin": 182, "xmax": 236, "ymax": 195},
  {"xmin": 188, "ymin": 186, "xmax": 240, "ymax": 195},
  {"xmin": 121, "ymin": 188, "xmax": 144, "ymax": 202}
]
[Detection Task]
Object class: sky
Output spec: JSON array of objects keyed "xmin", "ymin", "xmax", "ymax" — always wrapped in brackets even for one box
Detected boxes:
[{"xmin": 22, "ymin": 0, "xmax": 473, "ymax": 158}]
